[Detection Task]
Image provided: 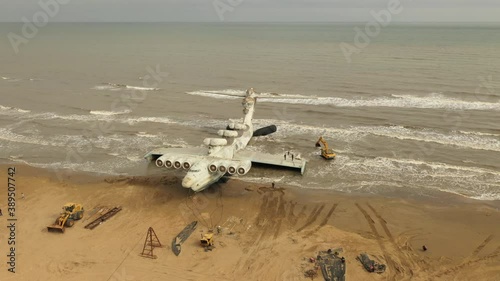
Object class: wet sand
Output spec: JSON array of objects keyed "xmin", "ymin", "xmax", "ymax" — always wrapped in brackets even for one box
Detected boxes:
[{"xmin": 1, "ymin": 164, "xmax": 499, "ymax": 281}]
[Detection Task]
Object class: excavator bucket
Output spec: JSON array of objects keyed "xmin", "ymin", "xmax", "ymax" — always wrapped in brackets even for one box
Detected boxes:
[{"xmin": 47, "ymin": 224, "xmax": 65, "ymax": 233}]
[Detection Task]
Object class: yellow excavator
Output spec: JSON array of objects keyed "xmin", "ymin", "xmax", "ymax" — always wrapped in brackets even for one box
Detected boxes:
[
  {"xmin": 47, "ymin": 203, "xmax": 84, "ymax": 233},
  {"xmin": 315, "ymin": 136, "xmax": 336, "ymax": 160}
]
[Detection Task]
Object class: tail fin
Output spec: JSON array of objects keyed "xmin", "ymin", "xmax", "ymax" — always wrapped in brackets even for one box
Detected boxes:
[{"xmin": 242, "ymin": 88, "xmax": 256, "ymax": 128}]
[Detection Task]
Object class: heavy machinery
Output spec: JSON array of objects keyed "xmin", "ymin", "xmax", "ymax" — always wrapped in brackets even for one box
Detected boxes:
[
  {"xmin": 47, "ymin": 203, "xmax": 84, "ymax": 233},
  {"xmin": 315, "ymin": 136, "xmax": 336, "ymax": 160},
  {"xmin": 200, "ymin": 232, "xmax": 214, "ymax": 247}
]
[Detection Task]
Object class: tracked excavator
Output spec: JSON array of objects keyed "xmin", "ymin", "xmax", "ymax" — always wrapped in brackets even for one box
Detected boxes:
[
  {"xmin": 315, "ymin": 136, "xmax": 336, "ymax": 160},
  {"xmin": 47, "ymin": 203, "xmax": 84, "ymax": 233}
]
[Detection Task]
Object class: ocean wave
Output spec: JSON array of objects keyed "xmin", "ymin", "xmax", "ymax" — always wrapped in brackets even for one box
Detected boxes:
[
  {"xmin": 90, "ymin": 109, "xmax": 131, "ymax": 116},
  {"xmin": 135, "ymin": 132, "xmax": 157, "ymax": 138},
  {"xmin": 313, "ymin": 155, "xmax": 500, "ymax": 200},
  {"xmin": 186, "ymin": 89, "xmax": 243, "ymax": 99},
  {"xmin": 93, "ymin": 83, "xmax": 160, "ymax": 91},
  {"xmin": 187, "ymin": 89, "xmax": 500, "ymax": 111},
  {"xmin": 8, "ymin": 158, "xmax": 125, "ymax": 177},
  {"xmin": 0, "ymin": 128, "xmax": 62, "ymax": 147},
  {"xmin": 270, "ymin": 122, "xmax": 500, "ymax": 152},
  {"xmin": 0, "ymin": 105, "xmax": 31, "ymax": 114},
  {"xmin": 3, "ymin": 102, "xmax": 498, "ymax": 152},
  {"xmin": 458, "ymin": 130, "xmax": 500, "ymax": 138}
]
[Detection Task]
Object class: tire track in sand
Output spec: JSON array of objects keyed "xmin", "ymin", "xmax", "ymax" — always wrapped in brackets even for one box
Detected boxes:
[
  {"xmin": 434, "ymin": 245, "xmax": 500, "ymax": 278},
  {"xmin": 356, "ymin": 203, "xmax": 401, "ymax": 280},
  {"xmin": 296, "ymin": 204, "xmax": 325, "ymax": 232},
  {"xmin": 472, "ymin": 234, "xmax": 494, "ymax": 257},
  {"xmin": 366, "ymin": 203, "xmax": 414, "ymax": 278},
  {"xmin": 304, "ymin": 203, "xmax": 338, "ymax": 236}
]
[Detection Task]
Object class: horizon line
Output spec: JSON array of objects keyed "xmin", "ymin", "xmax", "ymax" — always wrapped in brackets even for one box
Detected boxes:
[{"xmin": 1, "ymin": 21, "xmax": 500, "ymax": 24}]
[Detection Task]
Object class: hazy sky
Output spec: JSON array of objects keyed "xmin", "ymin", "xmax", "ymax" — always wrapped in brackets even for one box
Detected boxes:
[{"xmin": 1, "ymin": 0, "xmax": 499, "ymax": 22}]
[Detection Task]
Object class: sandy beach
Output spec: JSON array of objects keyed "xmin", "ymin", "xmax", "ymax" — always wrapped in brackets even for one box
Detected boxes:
[{"xmin": 0, "ymin": 164, "xmax": 499, "ymax": 281}]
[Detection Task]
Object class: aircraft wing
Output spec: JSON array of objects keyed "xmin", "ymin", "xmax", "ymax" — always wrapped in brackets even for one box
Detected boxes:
[
  {"xmin": 233, "ymin": 150, "xmax": 306, "ymax": 175},
  {"xmin": 144, "ymin": 147, "xmax": 209, "ymax": 161}
]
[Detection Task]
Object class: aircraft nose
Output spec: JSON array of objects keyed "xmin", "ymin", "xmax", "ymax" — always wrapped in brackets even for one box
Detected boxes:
[{"xmin": 182, "ymin": 176, "xmax": 195, "ymax": 188}]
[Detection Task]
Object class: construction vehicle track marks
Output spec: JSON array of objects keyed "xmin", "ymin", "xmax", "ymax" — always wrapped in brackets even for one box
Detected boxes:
[
  {"xmin": 296, "ymin": 204, "xmax": 325, "ymax": 232},
  {"xmin": 472, "ymin": 234, "xmax": 494, "ymax": 257}
]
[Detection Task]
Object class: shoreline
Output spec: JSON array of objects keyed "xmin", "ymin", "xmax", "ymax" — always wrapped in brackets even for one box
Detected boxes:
[{"xmin": 6, "ymin": 163, "xmax": 500, "ymax": 208}]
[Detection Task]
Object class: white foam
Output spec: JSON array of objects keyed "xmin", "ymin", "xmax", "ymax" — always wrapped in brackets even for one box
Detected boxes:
[
  {"xmin": 186, "ymin": 89, "xmax": 246, "ymax": 99},
  {"xmin": 270, "ymin": 122, "xmax": 500, "ymax": 152},
  {"xmin": 126, "ymin": 116, "xmax": 175, "ymax": 125},
  {"xmin": 0, "ymin": 128, "xmax": 60, "ymax": 147},
  {"xmin": 0, "ymin": 104, "xmax": 31, "ymax": 113},
  {"xmin": 305, "ymin": 155, "xmax": 500, "ymax": 200},
  {"xmin": 125, "ymin": 85, "xmax": 160, "ymax": 91},
  {"xmin": 458, "ymin": 130, "xmax": 500, "ymax": 138},
  {"xmin": 92, "ymin": 85, "xmax": 119, "ymax": 91},
  {"xmin": 187, "ymin": 89, "xmax": 500, "ymax": 111},
  {"xmin": 90, "ymin": 109, "xmax": 131, "ymax": 116},
  {"xmin": 135, "ymin": 132, "xmax": 157, "ymax": 138},
  {"xmin": 93, "ymin": 83, "xmax": 160, "ymax": 91}
]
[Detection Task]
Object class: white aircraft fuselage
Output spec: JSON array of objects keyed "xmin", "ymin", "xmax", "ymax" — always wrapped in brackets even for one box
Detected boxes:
[
  {"xmin": 180, "ymin": 90, "xmax": 256, "ymax": 192},
  {"xmin": 145, "ymin": 88, "xmax": 306, "ymax": 192}
]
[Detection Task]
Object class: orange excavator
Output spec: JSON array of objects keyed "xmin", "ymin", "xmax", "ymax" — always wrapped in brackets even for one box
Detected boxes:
[{"xmin": 315, "ymin": 137, "xmax": 336, "ymax": 160}]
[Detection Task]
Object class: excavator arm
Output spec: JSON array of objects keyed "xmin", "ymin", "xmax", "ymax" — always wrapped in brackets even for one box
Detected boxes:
[
  {"xmin": 315, "ymin": 137, "xmax": 329, "ymax": 150},
  {"xmin": 315, "ymin": 136, "xmax": 335, "ymax": 160}
]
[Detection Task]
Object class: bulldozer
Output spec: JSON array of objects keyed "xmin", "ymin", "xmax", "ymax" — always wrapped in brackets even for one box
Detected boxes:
[
  {"xmin": 47, "ymin": 203, "xmax": 84, "ymax": 233},
  {"xmin": 315, "ymin": 136, "xmax": 336, "ymax": 160}
]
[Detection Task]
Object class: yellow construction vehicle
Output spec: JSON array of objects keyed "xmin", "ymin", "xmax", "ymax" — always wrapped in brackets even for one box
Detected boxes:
[
  {"xmin": 315, "ymin": 136, "xmax": 336, "ymax": 160},
  {"xmin": 47, "ymin": 203, "xmax": 84, "ymax": 233},
  {"xmin": 200, "ymin": 232, "xmax": 214, "ymax": 247}
]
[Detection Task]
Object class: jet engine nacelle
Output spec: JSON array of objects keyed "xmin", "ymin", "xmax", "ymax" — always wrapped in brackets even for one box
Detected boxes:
[
  {"xmin": 217, "ymin": 130, "xmax": 239, "ymax": 138},
  {"xmin": 237, "ymin": 160, "xmax": 252, "ymax": 175},
  {"xmin": 207, "ymin": 161, "xmax": 229, "ymax": 173},
  {"xmin": 155, "ymin": 155, "xmax": 169, "ymax": 167},
  {"xmin": 227, "ymin": 123, "xmax": 248, "ymax": 130},
  {"xmin": 165, "ymin": 158, "xmax": 174, "ymax": 168},
  {"xmin": 218, "ymin": 162, "xmax": 228, "ymax": 173},
  {"xmin": 173, "ymin": 158, "xmax": 184, "ymax": 169},
  {"xmin": 203, "ymin": 138, "xmax": 228, "ymax": 146},
  {"xmin": 182, "ymin": 160, "xmax": 192, "ymax": 170},
  {"xmin": 208, "ymin": 162, "xmax": 218, "ymax": 173},
  {"xmin": 228, "ymin": 163, "xmax": 237, "ymax": 175}
]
